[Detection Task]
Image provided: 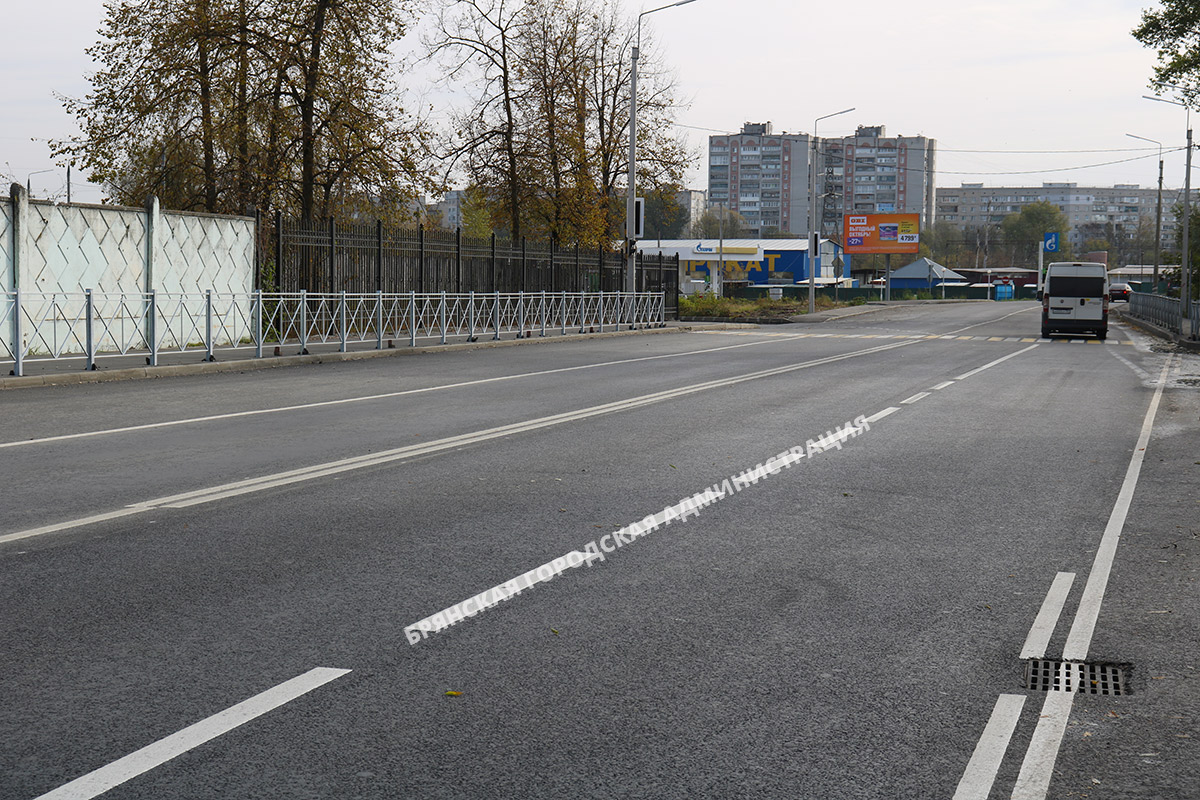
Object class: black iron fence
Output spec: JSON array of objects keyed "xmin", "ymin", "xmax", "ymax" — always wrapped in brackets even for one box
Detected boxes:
[{"xmin": 266, "ymin": 214, "xmax": 677, "ymax": 317}]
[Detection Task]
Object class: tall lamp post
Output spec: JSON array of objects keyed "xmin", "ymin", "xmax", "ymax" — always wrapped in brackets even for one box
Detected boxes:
[
  {"xmin": 1127, "ymin": 133, "xmax": 1164, "ymax": 291},
  {"xmin": 627, "ymin": 0, "xmax": 698, "ymax": 295},
  {"xmin": 1144, "ymin": 93, "xmax": 1192, "ymax": 314},
  {"xmin": 809, "ymin": 108, "xmax": 855, "ymax": 314}
]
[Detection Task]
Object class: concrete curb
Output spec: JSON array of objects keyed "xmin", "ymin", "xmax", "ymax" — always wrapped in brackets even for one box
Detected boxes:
[
  {"xmin": 1111, "ymin": 308, "xmax": 1200, "ymax": 351},
  {"xmin": 0, "ymin": 325, "xmax": 687, "ymax": 391}
]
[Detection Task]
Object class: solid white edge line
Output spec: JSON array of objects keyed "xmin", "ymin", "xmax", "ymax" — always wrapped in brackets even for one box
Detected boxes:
[
  {"xmin": 931, "ymin": 380, "xmax": 955, "ymax": 391},
  {"xmin": 33, "ymin": 667, "xmax": 350, "ymax": 800},
  {"xmin": 900, "ymin": 391, "xmax": 930, "ymax": 404},
  {"xmin": 1019, "ymin": 572, "xmax": 1076, "ymax": 660},
  {"xmin": 1009, "ymin": 691, "xmax": 1075, "ymax": 800},
  {"xmin": 955, "ymin": 343, "xmax": 1040, "ymax": 381},
  {"xmin": 1062, "ymin": 356, "xmax": 1174, "ymax": 661},
  {"xmin": 0, "ymin": 335, "xmax": 816, "ymax": 451},
  {"xmin": 865, "ymin": 407, "xmax": 899, "ymax": 424},
  {"xmin": 953, "ymin": 694, "xmax": 1027, "ymax": 800}
]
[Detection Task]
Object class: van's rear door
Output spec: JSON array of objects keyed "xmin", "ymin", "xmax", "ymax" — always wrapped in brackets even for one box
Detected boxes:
[{"xmin": 1047, "ymin": 274, "xmax": 1105, "ymax": 321}]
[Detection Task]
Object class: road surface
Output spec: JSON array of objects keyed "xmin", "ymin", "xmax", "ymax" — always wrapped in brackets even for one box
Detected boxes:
[{"xmin": 2, "ymin": 301, "xmax": 1197, "ymax": 799}]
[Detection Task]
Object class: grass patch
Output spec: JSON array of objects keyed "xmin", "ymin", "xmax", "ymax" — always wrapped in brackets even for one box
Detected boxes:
[{"xmin": 679, "ymin": 294, "xmax": 845, "ymax": 318}]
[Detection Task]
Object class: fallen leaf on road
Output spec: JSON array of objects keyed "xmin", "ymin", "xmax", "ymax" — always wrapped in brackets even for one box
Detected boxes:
[
  {"xmin": 551, "ymin": 629, "xmax": 559, "ymax": 635},
  {"xmin": 445, "ymin": 690, "xmax": 463, "ymax": 696}
]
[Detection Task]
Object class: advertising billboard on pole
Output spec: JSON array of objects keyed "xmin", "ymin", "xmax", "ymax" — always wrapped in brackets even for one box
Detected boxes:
[{"xmin": 843, "ymin": 214, "xmax": 920, "ymax": 254}]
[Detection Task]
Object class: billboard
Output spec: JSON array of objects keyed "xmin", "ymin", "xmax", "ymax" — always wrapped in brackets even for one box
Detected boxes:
[{"xmin": 844, "ymin": 214, "xmax": 920, "ymax": 254}]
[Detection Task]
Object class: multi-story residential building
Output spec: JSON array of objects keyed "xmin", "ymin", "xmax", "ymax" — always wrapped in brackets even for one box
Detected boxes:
[
  {"xmin": 708, "ymin": 123, "xmax": 937, "ymax": 239},
  {"xmin": 935, "ymin": 182, "xmax": 1184, "ymax": 254},
  {"xmin": 434, "ymin": 190, "xmax": 466, "ymax": 230},
  {"xmin": 708, "ymin": 122, "xmax": 813, "ymax": 238},
  {"xmin": 675, "ymin": 189, "xmax": 708, "ymax": 228},
  {"xmin": 817, "ymin": 125, "xmax": 938, "ymax": 237}
]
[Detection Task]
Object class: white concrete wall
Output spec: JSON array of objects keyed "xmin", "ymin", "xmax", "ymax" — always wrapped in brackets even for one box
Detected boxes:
[{"xmin": 3, "ymin": 189, "xmax": 256, "ymax": 358}]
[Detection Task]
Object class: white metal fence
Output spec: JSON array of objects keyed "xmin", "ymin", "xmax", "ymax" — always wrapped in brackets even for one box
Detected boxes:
[
  {"xmin": 2, "ymin": 290, "xmax": 666, "ymax": 376},
  {"xmin": 1128, "ymin": 292, "xmax": 1181, "ymax": 333}
]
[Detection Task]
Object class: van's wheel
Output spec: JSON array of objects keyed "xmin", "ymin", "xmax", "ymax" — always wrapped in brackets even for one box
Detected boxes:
[{"xmin": 1041, "ymin": 327, "xmax": 1050, "ymax": 338}]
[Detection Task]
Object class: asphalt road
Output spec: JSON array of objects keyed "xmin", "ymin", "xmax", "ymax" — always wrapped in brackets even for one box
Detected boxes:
[{"xmin": 2, "ymin": 300, "xmax": 1197, "ymax": 800}]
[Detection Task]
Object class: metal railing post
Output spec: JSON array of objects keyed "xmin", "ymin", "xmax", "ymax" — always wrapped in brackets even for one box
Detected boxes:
[
  {"xmin": 376, "ymin": 290, "xmax": 384, "ymax": 349},
  {"xmin": 469, "ymin": 290, "xmax": 476, "ymax": 340},
  {"xmin": 599, "ymin": 289, "xmax": 605, "ymax": 333},
  {"xmin": 12, "ymin": 288, "xmax": 23, "ymax": 377},
  {"xmin": 339, "ymin": 290, "xmax": 348, "ymax": 352},
  {"xmin": 205, "ymin": 289, "xmax": 215, "ymax": 361},
  {"xmin": 561, "ymin": 290, "xmax": 567, "ymax": 335},
  {"xmin": 148, "ymin": 289, "xmax": 158, "ymax": 366},
  {"xmin": 493, "ymin": 291, "xmax": 501, "ymax": 340},
  {"xmin": 518, "ymin": 291, "xmax": 525, "ymax": 337},
  {"xmin": 254, "ymin": 290, "xmax": 263, "ymax": 358},
  {"xmin": 410, "ymin": 291, "xmax": 417, "ymax": 347},
  {"xmin": 85, "ymin": 288, "xmax": 97, "ymax": 370},
  {"xmin": 300, "ymin": 289, "xmax": 309, "ymax": 355},
  {"xmin": 440, "ymin": 291, "xmax": 447, "ymax": 344},
  {"xmin": 540, "ymin": 290, "xmax": 546, "ymax": 336}
]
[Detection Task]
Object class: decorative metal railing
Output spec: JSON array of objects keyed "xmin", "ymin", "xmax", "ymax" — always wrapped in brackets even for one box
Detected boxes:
[{"xmin": 1, "ymin": 290, "xmax": 665, "ymax": 377}]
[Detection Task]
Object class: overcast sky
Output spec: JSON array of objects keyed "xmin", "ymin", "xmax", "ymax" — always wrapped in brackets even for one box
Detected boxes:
[{"xmin": 1, "ymin": 0, "xmax": 1187, "ymax": 205}]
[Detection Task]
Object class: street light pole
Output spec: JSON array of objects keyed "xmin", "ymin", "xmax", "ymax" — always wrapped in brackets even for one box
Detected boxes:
[
  {"xmin": 1127, "ymin": 133, "xmax": 1163, "ymax": 291},
  {"xmin": 627, "ymin": 0, "xmax": 698, "ymax": 295},
  {"xmin": 1144, "ymin": 93, "xmax": 1193, "ymax": 315},
  {"xmin": 808, "ymin": 107, "xmax": 855, "ymax": 314},
  {"xmin": 26, "ymin": 169, "xmax": 55, "ymax": 198}
]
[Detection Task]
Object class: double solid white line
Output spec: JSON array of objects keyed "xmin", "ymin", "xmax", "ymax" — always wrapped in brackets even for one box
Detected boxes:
[{"xmin": 0, "ymin": 340, "xmax": 915, "ymax": 545}]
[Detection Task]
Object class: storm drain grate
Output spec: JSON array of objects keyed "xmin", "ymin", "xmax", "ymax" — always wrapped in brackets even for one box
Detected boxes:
[{"xmin": 1024, "ymin": 659, "xmax": 1128, "ymax": 696}]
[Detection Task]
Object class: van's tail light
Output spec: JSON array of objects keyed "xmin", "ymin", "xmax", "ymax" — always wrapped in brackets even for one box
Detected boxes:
[
  {"xmin": 1103, "ymin": 295, "xmax": 1110, "ymax": 312},
  {"xmin": 1042, "ymin": 293, "xmax": 1049, "ymax": 311}
]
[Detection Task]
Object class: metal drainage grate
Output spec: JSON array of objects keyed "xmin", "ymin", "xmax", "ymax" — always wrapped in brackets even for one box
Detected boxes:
[{"xmin": 1025, "ymin": 659, "xmax": 1128, "ymax": 696}]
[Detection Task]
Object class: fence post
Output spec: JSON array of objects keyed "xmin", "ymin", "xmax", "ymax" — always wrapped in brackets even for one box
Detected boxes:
[
  {"xmin": 549, "ymin": 237, "xmax": 555, "ymax": 293},
  {"xmin": 328, "ymin": 217, "xmax": 336, "ymax": 293},
  {"xmin": 84, "ymin": 288, "xmax": 96, "ymax": 370},
  {"xmin": 409, "ymin": 290, "xmax": 417, "ymax": 348},
  {"xmin": 521, "ymin": 237, "xmax": 527, "ymax": 292},
  {"xmin": 274, "ymin": 209, "xmax": 284, "ymax": 292},
  {"xmin": 254, "ymin": 289, "xmax": 263, "ymax": 358},
  {"xmin": 440, "ymin": 291, "xmax": 447, "ymax": 344},
  {"xmin": 599, "ymin": 289, "xmax": 604, "ymax": 334},
  {"xmin": 575, "ymin": 243, "xmax": 580, "ymax": 292},
  {"xmin": 455, "ymin": 226, "xmax": 462, "ymax": 292},
  {"xmin": 493, "ymin": 290, "xmax": 501, "ymax": 340},
  {"xmin": 540, "ymin": 290, "xmax": 547, "ymax": 336},
  {"xmin": 561, "ymin": 290, "xmax": 567, "ymax": 335},
  {"xmin": 376, "ymin": 219, "xmax": 384, "ymax": 292},
  {"xmin": 299, "ymin": 289, "xmax": 309, "ymax": 355},
  {"xmin": 339, "ymin": 290, "xmax": 347, "ymax": 352},
  {"xmin": 468, "ymin": 290, "xmax": 476, "ymax": 341},
  {"xmin": 418, "ymin": 224, "xmax": 426, "ymax": 293},
  {"xmin": 491, "ymin": 232, "xmax": 497, "ymax": 292},
  {"xmin": 205, "ymin": 289, "xmax": 215, "ymax": 361},
  {"xmin": 11, "ymin": 288, "xmax": 22, "ymax": 377},
  {"xmin": 147, "ymin": 288, "xmax": 158, "ymax": 366},
  {"xmin": 376, "ymin": 290, "xmax": 384, "ymax": 349}
]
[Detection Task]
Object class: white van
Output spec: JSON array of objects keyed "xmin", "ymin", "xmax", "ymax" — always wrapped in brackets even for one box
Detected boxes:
[{"xmin": 1040, "ymin": 262, "xmax": 1108, "ymax": 340}]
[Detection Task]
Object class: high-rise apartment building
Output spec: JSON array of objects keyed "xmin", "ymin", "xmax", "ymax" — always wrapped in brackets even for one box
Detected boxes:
[
  {"xmin": 708, "ymin": 123, "xmax": 937, "ymax": 239},
  {"xmin": 708, "ymin": 122, "xmax": 812, "ymax": 238},
  {"xmin": 817, "ymin": 125, "xmax": 938, "ymax": 236}
]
